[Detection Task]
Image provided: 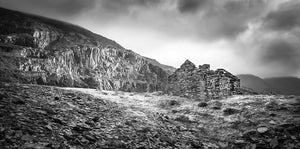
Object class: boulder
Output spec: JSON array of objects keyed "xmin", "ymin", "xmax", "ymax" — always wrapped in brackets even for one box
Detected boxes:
[
  {"xmin": 223, "ymin": 108, "xmax": 240, "ymax": 115},
  {"xmin": 198, "ymin": 102, "xmax": 208, "ymax": 107}
]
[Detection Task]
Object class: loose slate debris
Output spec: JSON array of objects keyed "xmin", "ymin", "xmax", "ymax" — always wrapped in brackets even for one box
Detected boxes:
[{"xmin": 0, "ymin": 83, "xmax": 300, "ymax": 149}]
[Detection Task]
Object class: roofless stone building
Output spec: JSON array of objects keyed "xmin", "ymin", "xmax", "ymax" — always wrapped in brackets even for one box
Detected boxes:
[{"xmin": 167, "ymin": 60, "xmax": 240, "ymax": 99}]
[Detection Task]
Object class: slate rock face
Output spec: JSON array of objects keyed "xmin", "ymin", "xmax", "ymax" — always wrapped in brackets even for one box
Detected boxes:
[
  {"xmin": 167, "ymin": 60, "xmax": 240, "ymax": 99},
  {"xmin": 0, "ymin": 7, "xmax": 169, "ymax": 92}
]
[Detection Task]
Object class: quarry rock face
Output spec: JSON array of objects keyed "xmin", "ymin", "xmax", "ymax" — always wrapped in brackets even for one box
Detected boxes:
[
  {"xmin": 0, "ymin": 8, "xmax": 169, "ymax": 92},
  {"xmin": 167, "ymin": 60, "xmax": 240, "ymax": 99}
]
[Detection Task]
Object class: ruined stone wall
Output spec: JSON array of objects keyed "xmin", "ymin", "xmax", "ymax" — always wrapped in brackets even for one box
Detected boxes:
[{"xmin": 167, "ymin": 60, "xmax": 240, "ymax": 99}]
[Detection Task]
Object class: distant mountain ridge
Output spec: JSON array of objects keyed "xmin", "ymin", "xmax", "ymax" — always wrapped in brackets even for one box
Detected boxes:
[
  {"xmin": 0, "ymin": 7, "xmax": 173, "ymax": 92},
  {"xmin": 265, "ymin": 77, "xmax": 300, "ymax": 96},
  {"xmin": 237, "ymin": 74, "xmax": 300, "ymax": 96},
  {"xmin": 237, "ymin": 74, "xmax": 275, "ymax": 94}
]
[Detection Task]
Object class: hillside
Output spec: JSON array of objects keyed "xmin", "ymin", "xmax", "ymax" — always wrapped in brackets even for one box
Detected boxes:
[
  {"xmin": 237, "ymin": 74, "xmax": 275, "ymax": 94},
  {"xmin": 237, "ymin": 74, "xmax": 300, "ymax": 96},
  {"xmin": 142, "ymin": 57, "xmax": 176, "ymax": 75},
  {"xmin": 265, "ymin": 77, "xmax": 300, "ymax": 96},
  {"xmin": 0, "ymin": 7, "xmax": 170, "ymax": 92}
]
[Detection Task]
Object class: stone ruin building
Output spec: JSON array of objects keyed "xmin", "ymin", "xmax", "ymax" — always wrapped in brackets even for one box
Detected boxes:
[{"xmin": 167, "ymin": 60, "xmax": 240, "ymax": 99}]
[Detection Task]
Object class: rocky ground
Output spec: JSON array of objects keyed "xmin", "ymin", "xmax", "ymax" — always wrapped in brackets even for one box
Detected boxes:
[{"xmin": 0, "ymin": 82, "xmax": 299, "ymax": 149}]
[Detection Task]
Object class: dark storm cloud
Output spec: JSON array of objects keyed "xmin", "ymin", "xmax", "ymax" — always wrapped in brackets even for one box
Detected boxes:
[
  {"xmin": 0, "ymin": 0, "xmax": 267, "ymax": 41},
  {"xmin": 92, "ymin": 0, "xmax": 268, "ymax": 41},
  {"xmin": 263, "ymin": 1, "xmax": 300, "ymax": 31},
  {"xmin": 186, "ymin": 0, "xmax": 267, "ymax": 40},
  {"xmin": 177, "ymin": 0, "xmax": 211, "ymax": 13},
  {"xmin": 104, "ymin": 0, "xmax": 162, "ymax": 7},
  {"xmin": 223, "ymin": 0, "xmax": 264, "ymax": 14},
  {"xmin": 262, "ymin": 39, "xmax": 300, "ymax": 70},
  {"xmin": 0, "ymin": 0, "xmax": 96, "ymax": 16},
  {"xmin": 99, "ymin": 0, "xmax": 162, "ymax": 13},
  {"xmin": 255, "ymin": 0, "xmax": 300, "ymax": 76}
]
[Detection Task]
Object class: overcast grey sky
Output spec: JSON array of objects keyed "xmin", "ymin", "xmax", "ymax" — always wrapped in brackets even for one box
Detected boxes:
[{"xmin": 1, "ymin": 0, "xmax": 299, "ymax": 78}]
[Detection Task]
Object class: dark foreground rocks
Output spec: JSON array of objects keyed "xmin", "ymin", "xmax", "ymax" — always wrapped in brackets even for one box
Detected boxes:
[
  {"xmin": 0, "ymin": 83, "xmax": 205, "ymax": 149},
  {"xmin": 0, "ymin": 83, "xmax": 300, "ymax": 149}
]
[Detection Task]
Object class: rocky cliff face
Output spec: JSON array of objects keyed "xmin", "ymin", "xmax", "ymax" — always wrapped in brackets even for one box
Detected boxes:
[
  {"xmin": 167, "ymin": 60, "xmax": 240, "ymax": 99},
  {"xmin": 0, "ymin": 7, "xmax": 168, "ymax": 92}
]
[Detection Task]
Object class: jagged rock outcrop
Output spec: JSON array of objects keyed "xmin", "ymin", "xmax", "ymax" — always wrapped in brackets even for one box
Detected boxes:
[
  {"xmin": 167, "ymin": 60, "xmax": 240, "ymax": 99},
  {"xmin": 0, "ymin": 7, "xmax": 169, "ymax": 92}
]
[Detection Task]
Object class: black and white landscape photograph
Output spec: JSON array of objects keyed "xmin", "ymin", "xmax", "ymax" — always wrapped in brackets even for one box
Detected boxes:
[{"xmin": 0, "ymin": 0, "xmax": 299, "ymax": 148}]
